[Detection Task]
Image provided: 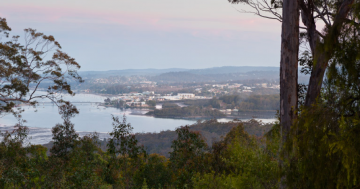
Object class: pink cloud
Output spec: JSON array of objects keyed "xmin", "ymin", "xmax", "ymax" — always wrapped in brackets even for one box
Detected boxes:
[{"xmin": 0, "ymin": 4, "xmax": 280, "ymax": 40}]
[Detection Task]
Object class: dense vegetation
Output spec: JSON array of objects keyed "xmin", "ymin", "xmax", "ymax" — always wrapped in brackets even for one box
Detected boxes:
[
  {"xmin": 0, "ymin": 115, "xmax": 279, "ymax": 188},
  {"xmin": 181, "ymin": 94, "xmax": 279, "ymax": 111},
  {"xmin": 218, "ymin": 94, "xmax": 279, "ymax": 110},
  {"xmin": 134, "ymin": 119, "xmax": 274, "ymax": 156},
  {"xmin": 146, "ymin": 106, "xmax": 225, "ymax": 118},
  {"xmin": 161, "ymin": 103, "xmax": 181, "ymax": 109},
  {"xmin": 238, "ymin": 94, "xmax": 279, "ymax": 110}
]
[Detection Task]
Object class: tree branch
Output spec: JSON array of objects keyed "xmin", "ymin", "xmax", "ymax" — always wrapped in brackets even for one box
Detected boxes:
[
  {"xmin": 314, "ymin": 6, "xmax": 331, "ymax": 27},
  {"xmin": 230, "ymin": 0, "xmax": 283, "ymax": 22}
]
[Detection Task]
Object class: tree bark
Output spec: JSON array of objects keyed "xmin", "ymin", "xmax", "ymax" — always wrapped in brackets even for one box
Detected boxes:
[
  {"xmin": 304, "ymin": 53, "xmax": 328, "ymax": 107},
  {"xmin": 279, "ymin": 0, "xmax": 299, "ymax": 187},
  {"xmin": 280, "ymin": 0, "xmax": 299, "ymax": 143}
]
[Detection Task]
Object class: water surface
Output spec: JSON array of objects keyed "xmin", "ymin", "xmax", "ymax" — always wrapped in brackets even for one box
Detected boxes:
[{"xmin": 0, "ymin": 93, "xmax": 276, "ymax": 144}]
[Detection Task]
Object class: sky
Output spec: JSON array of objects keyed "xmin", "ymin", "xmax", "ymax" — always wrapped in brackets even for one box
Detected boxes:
[{"xmin": 0, "ymin": 0, "xmax": 282, "ymax": 71}]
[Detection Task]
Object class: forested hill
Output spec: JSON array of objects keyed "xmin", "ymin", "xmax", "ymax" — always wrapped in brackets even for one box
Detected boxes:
[
  {"xmin": 150, "ymin": 71, "xmax": 279, "ymax": 83},
  {"xmin": 78, "ymin": 66, "xmax": 310, "ymax": 84},
  {"xmin": 79, "ymin": 66, "xmax": 279, "ymax": 78},
  {"xmin": 187, "ymin": 66, "xmax": 279, "ymax": 74},
  {"xmin": 43, "ymin": 119, "xmax": 274, "ymax": 157},
  {"xmin": 79, "ymin": 68, "xmax": 189, "ymax": 78},
  {"xmin": 80, "ymin": 66, "xmax": 279, "ymax": 77}
]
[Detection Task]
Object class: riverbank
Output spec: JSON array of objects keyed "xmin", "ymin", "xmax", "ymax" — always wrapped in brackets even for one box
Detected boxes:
[
  {"xmin": 127, "ymin": 106, "xmax": 276, "ymax": 120},
  {"xmin": 0, "ymin": 125, "xmax": 111, "ymax": 145}
]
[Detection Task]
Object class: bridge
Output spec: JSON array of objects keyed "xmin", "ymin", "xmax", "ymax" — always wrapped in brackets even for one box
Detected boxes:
[{"xmin": 39, "ymin": 102, "xmax": 102, "ymax": 104}]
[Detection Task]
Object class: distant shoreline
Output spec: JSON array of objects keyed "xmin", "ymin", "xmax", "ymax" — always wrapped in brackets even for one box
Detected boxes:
[{"xmin": 127, "ymin": 108, "xmax": 276, "ymax": 120}]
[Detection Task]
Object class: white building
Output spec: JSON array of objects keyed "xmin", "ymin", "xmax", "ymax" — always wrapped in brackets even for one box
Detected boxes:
[
  {"xmin": 160, "ymin": 96, "xmax": 181, "ymax": 101},
  {"xmin": 243, "ymin": 86, "xmax": 252, "ymax": 90},
  {"xmin": 177, "ymin": 93, "xmax": 195, "ymax": 99},
  {"xmin": 142, "ymin": 91, "xmax": 154, "ymax": 95}
]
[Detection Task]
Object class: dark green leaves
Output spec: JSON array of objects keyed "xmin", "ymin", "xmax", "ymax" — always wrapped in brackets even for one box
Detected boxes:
[{"xmin": 0, "ymin": 17, "xmax": 83, "ymax": 117}]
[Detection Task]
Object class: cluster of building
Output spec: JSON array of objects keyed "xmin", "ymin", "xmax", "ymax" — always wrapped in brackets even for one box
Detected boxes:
[
  {"xmin": 205, "ymin": 84, "xmax": 254, "ymax": 94},
  {"xmin": 203, "ymin": 83, "xmax": 280, "ymax": 95},
  {"xmin": 157, "ymin": 93, "xmax": 209, "ymax": 101},
  {"xmin": 89, "ymin": 76, "xmax": 156, "ymax": 86},
  {"xmin": 106, "ymin": 81, "xmax": 281, "ymax": 107},
  {"xmin": 108, "ymin": 92, "xmax": 210, "ymax": 107}
]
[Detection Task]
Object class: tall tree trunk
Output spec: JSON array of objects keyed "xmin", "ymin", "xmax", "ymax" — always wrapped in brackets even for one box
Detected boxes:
[
  {"xmin": 280, "ymin": 0, "xmax": 299, "ymax": 143},
  {"xmin": 279, "ymin": 0, "xmax": 299, "ymax": 187},
  {"xmin": 304, "ymin": 53, "xmax": 328, "ymax": 107}
]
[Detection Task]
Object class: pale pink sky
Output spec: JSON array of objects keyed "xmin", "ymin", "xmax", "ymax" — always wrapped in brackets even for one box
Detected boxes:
[{"xmin": 0, "ymin": 0, "xmax": 282, "ymax": 71}]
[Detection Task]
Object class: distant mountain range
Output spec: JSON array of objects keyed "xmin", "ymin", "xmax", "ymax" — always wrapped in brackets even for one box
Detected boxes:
[
  {"xmin": 79, "ymin": 66, "xmax": 280, "ymax": 78},
  {"xmin": 150, "ymin": 71, "xmax": 280, "ymax": 83},
  {"xmin": 79, "ymin": 68, "xmax": 189, "ymax": 77},
  {"xmin": 187, "ymin": 66, "xmax": 279, "ymax": 75},
  {"xmin": 78, "ymin": 66, "xmax": 310, "ymax": 84}
]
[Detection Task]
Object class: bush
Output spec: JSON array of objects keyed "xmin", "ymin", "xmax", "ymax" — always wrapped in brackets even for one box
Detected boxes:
[{"xmin": 193, "ymin": 123, "xmax": 279, "ymax": 189}]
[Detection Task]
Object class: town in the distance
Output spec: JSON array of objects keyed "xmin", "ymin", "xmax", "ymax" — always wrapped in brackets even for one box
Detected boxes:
[{"xmin": 66, "ymin": 66, "xmax": 305, "ymax": 119}]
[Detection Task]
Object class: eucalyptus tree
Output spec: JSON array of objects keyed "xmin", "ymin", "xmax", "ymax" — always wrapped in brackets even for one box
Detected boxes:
[
  {"xmin": 228, "ymin": 1, "xmax": 299, "ymax": 172},
  {"xmin": 229, "ymin": 0, "xmax": 360, "ymax": 110},
  {"xmin": 169, "ymin": 126, "xmax": 208, "ymax": 188},
  {"xmin": 0, "ymin": 17, "xmax": 84, "ymax": 187},
  {"xmin": 283, "ymin": 31, "xmax": 360, "ymax": 188},
  {"xmin": 228, "ymin": 0, "xmax": 360, "ymax": 187},
  {"xmin": 228, "ymin": 0, "xmax": 360, "ymax": 140},
  {"xmin": 106, "ymin": 115, "xmax": 145, "ymax": 188},
  {"xmin": 0, "ymin": 17, "xmax": 83, "ymax": 117}
]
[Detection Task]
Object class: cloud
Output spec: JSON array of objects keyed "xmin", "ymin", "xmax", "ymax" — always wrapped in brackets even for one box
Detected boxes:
[{"xmin": 0, "ymin": 4, "xmax": 280, "ymax": 38}]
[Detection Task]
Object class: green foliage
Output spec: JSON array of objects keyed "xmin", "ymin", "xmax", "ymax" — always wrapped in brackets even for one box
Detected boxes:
[
  {"xmin": 162, "ymin": 103, "xmax": 180, "ymax": 109},
  {"xmin": 284, "ymin": 16, "xmax": 360, "ymax": 188},
  {"xmin": 107, "ymin": 115, "xmax": 145, "ymax": 160},
  {"xmin": 65, "ymin": 134, "xmax": 106, "ymax": 188},
  {"xmin": 285, "ymin": 105, "xmax": 360, "ymax": 188},
  {"xmin": 141, "ymin": 179, "xmax": 148, "ymax": 189},
  {"xmin": 146, "ymin": 100, "xmax": 156, "ymax": 107},
  {"xmin": 238, "ymin": 94, "xmax": 279, "ymax": 110},
  {"xmin": 169, "ymin": 126, "xmax": 209, "ymax": 188},
  {"xmin": 219, "ymin": 95, "xmax": 241, "ymax": 105},
  {"xmin": 299, "ymin": 50, "xmax": 313, "ymax": 75},
  {"xmin": 0, "ymin": 125, "xmax": 50, "ymax": 188},
  {"xmin": 50, "ymin": 120, "xmax": 78, "ymax": 159},
  {"xmin": 134, "ymin": 154, "xmax": 171, "ymax": 189},
  {"xmin": 106, "ymin": 115, "xmax": 146, "ymax": 187},
  {"xmin": 0, "ymin": 17, "xmax": 83, "ymax": 116},
  {"xmin": 133, "ymin": 119, "xmax": 274, "ymax": 157},
  {"xmin": 193, "ymin": 123, "xmax": 280, "ymax": 189},
  {"xmin": 50, "ymin": 102, "xmax": 79, "ymax": 159},
  {"xmin": 0, "ymin": 116, "xmax": 279, "ymax": 188},
  {"xmin": 208, "ymin": 97, "xmax": 221, "ymax": 108},
  {"xmin": 204, "ymin": 94, "xmax": 279, "ymax": 110}
]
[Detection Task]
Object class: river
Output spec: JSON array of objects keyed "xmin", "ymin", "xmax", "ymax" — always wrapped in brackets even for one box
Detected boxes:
[{"xmin": 0, "ymin": 93, "xmax": 276, "ymax": 144}]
